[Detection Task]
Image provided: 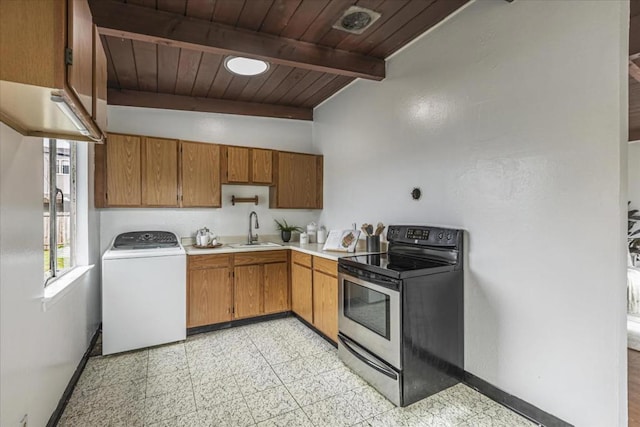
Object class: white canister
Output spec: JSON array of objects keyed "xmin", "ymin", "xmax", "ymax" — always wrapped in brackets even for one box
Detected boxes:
[
  {"xmin": 306, "ymin": 222, "xmax": 317, "ymax": 243},
  {"xmin": 299, "ymin": 232, "xmax": 309, "ymax": 245},
  {"xmin": 317, "ymin": 226, "xmax": 327, "ymax": 244}
]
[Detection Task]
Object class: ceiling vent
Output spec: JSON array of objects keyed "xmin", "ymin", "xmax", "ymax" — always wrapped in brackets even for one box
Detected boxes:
[{"xmin": 332, "ymin": 6, "xmax": 381, "ymax": 35}]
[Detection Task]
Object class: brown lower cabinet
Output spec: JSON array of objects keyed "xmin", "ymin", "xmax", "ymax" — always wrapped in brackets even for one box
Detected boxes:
[
  {"xmin": 264, "ymin": 262, "xmax": 289, "ymax": 314},
  {"xmin": 187, "ymin": 254, "xmax": 233, "ymax": 328},
  {"xmin": 312, "ymin": 257, "xmax": 338, "ymax": 342},
  {"xmin": 187, "ymin": 250, "xmax": 337, "ymax": 341},
  {"xmin": 188, "ymin": 251, "xmax": 289, "ymax": 328},
  {"xmin": 290, "ymin": 252, "xmax": 338, "ymax": 343},
  {"xmin": 291, "ymin": 252, "xmax": 313, "ymax": 324},
  {"xmin": 234, "ymin": 264, "xmax": 263, "ymax": 319}
]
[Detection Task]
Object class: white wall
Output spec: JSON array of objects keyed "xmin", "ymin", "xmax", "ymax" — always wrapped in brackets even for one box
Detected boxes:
[
  {"xmin": 0, "ymin": 123, "xmax": 101, "ymax": 426},
  {"xmin": 102, "ymin": 107, "xmax": 319, "ymax": 251},
  {"xmin": 630, "ymin": 142, "xmax": 640, "ymax": 210},
  {"xmin": 313, "ymin": 1, "xmax": 628, "ymax": 425},
  {"xmin": 107, "ymin": 106, "xmax": 314, "ymax": 150}
]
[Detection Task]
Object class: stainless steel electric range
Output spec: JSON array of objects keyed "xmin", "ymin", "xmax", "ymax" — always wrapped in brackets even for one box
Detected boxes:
[{"xmin": 337, "ymin": 225, "xmax": 464, "ymax": 407}]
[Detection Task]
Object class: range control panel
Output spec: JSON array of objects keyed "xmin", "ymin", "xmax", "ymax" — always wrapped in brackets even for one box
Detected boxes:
[
  {"xmin": 406, "ymin": 228, "xmax": 430, "ymax": 240},
  {"xmin": 387, "ymin": 225, "xmax": 461, "ymax": 247}
]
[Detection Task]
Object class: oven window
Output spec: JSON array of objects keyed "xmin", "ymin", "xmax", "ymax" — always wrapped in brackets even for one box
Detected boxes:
[{"xmin": 343, "ymin": 279, "xmax": 390, "ymax": 339}]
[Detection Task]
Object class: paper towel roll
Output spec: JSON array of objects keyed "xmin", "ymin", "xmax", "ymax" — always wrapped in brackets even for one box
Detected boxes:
[{"xmin": 317, "ymin": 227, "xmax": 327, "ymax": 244}]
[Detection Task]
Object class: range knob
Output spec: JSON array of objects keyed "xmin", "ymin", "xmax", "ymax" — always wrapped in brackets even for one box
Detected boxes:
[
  {"xmin": 438, "ymin": 232, "xmax": 444, "ymax": 239},
  {"xmin": 447, "ymin": 233, "xmax": 452, "ymax": 240}
]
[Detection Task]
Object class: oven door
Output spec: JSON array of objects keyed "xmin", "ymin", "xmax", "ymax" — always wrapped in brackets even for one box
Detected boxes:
[{"xmin": 338, "ymin": 271, "xmax": 401, "ymax": 369}]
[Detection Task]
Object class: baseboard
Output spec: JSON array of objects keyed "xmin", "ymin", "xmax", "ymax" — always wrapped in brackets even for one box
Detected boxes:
[
  {"xmin": 46, "ymin": 324, "xmax": 102, "ymax": 427},
  {"xmin": 463, "ymin": 372, "xmax": 572, "ymax": 427},
  {"xmin": 187, "ymin": 311, "xmax": 292, "ymax": 336}
]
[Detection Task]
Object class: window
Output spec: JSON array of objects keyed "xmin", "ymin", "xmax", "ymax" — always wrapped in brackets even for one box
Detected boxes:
[
  {"xmin": 44, "ymin": 139, "xmax": 76, "ymax": 283},
  {"xmin": 56, "ymin": 158, "xmax": 70, "ymax": 175}
]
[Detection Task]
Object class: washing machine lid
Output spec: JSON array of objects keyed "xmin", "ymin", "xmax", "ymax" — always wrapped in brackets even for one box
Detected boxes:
[{"xmin": 113, "ymin": 231, "xmax": 179, "ymax": 250}]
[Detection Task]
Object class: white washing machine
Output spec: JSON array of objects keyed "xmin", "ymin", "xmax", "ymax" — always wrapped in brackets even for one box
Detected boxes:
[{"xmin": 102, "ymin": 231, "xmax": 186, "ymax": 355}]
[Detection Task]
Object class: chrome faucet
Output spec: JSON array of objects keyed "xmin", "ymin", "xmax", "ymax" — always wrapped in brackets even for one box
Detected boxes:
[{"xmin": 248, "ymin": 211, "xmax": 259, "ymax": 244}]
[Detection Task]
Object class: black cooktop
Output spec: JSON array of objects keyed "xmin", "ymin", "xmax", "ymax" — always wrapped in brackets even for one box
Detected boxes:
[
  {"xmin": 345, "ymin": 253, "xmax": 449, "ymax": 271},
  {"xmin": 339, "ymin": 253, "xmax": 456, "ymax": 279},
  {"xmin": 338, "ymin": 225, "xmax": 463, "ymax": 280}
]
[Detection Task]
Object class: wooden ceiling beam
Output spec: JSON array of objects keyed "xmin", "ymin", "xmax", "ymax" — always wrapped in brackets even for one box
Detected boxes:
[
  {"xmin": 631, "ymin": 14, "xmax": 640, "ymax": 57},
  {"xmin": 107, "ymin": 89, "xmax": 313, "ymax": 121},
  {"xmin": 630, "ymin": 60, "xmax": 640, "ymax": 84},
  {"xmin": 90, "ymin": 0, "xmax": 385, "ymax": 81}
]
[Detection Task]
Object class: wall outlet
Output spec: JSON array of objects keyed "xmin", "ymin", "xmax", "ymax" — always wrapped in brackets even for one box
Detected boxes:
[{"xmin": 19, "ymin": 414, "xmax": 27, "ymax": 427}]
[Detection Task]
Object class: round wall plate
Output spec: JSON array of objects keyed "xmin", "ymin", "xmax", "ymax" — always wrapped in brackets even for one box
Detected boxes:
[{"xmin": 411, "ymin": 188, "xmax": 422, "ymax": 200}]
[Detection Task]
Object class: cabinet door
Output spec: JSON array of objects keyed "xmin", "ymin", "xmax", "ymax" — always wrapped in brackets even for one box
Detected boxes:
[
  {"xmin": 188, "ymin": 267, "xmax": 232, "ymax": 328},
  {"xmin": 313, "ymin": 270, "xmax": 338, "ymax": 343},
  {"xmin": 252, "ymin": 149, "xmax": 273, "ymax": 184},
  {"xmin": 92, "ymin": 25, "xmax": 107, "ymax": 132},
  {"xmin": 234, "ymin": 265, "xmax": 263, "ymax": 319},
  {"xmin": 143, "ymin": 137, "xmax": 178, "ymax": 206},
  {"xmin": 292, "ymin": 263, "xmax": 313, "ymax": 323},
  {"xmin": 264, "ymin": 262, "xmax": 289, "ymax": 314},
  {"xmin": 106, "ymin": 134, "xmax": 141, "ymax": 206},
  {"xmin": 276, "ymin": 153, "xmax": 317, "ymax": 208},
  {"xmin": 67, "ymin": 0, "xmax": 93, "ymax": 115},
  {"xmin": 181, "ymin": 142, "xmax": 221, "ymax": 207},
  {"xmin": 226, "ymin": 146, "xmax": 249, "ymax": 183}
]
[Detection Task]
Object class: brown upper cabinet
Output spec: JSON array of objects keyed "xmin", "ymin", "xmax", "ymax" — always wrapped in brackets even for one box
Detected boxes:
[
  {"xmin": 252, "ymin": 149, "xmax": 273, "ymax": 184},
  {"xmin": 180, "ymin": 142, "xmax": 221, "ymax": 208},
  {"xmin": 67, "ymin": 0, "xmax": 93, "ymax": 116},
  {"xmin": 270, "ymin": 152, "xmax": 323, "ymax": 209},
  {"xmin": 97, "ymin": 132, "xmax": 320, "ymax": 209},
  {"xmin": 105, "ymin": 134, "xmax": 142, "ymax": 206},
  {"xmin": 224, "ymin": 146, "xmax": 250, "ymax": 183},
  {"xmin": 0, "ymin": 0, "xmax": 106, "ymax": 141},
  {"xmin": 103, "ymin": 133, "xmax": 179, "ymax": 207},
  {"xmin": 222, "ymin": 146, "xmax": 273, "ymax": 185},
  {"xmin": 142, "ymin": 137, "xmax": 179, "ymax": 207},
  {"xmin": 92, "ymin": 25, "xmax": 107, "ymax": 132}
]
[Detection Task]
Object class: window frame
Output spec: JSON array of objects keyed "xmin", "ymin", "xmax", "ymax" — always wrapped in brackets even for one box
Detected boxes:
[{"xmin": 44, "ymin": 138, "xmax": 77, "ymax": 286}]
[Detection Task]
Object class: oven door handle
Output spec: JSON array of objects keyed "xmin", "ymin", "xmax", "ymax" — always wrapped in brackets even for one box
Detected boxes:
[
  {"xmin": 338, "ymin": 334, "xmax": 398, "ymax": 380},
  {"xmin": 339, "ymin": 266, "xmax": 400, "ymax": 289}
]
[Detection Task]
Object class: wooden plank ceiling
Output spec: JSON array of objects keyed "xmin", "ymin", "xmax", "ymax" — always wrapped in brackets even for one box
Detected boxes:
[{"xmin": 90, "ymin": 0, "xmax": 470, "ymax": 120}]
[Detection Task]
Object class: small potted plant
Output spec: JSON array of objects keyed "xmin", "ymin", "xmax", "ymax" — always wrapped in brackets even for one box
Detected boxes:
[{"xmin": 274, "ymin": 218, "xmax": 302, "ymax": 243}]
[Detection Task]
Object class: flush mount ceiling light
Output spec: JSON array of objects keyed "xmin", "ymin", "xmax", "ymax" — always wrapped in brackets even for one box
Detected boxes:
[
  {"xmin": 332, "ymin": 6, "xmax": 381, "ymax": 34},
  {"xmin": 224, "ymin": 56, "xmax": 269, "ymax": 76}
]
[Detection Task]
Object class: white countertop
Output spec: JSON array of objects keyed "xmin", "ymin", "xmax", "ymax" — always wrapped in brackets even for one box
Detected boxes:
[{"xmin": 183, "ymin": 240, "xmax": 384, "ymax": 261}]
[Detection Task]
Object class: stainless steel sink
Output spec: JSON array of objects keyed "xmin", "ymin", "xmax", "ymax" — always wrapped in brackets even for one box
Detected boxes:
[{"xmin": 229, "ymin": 242, "xmax": 282, "ymax": 248}]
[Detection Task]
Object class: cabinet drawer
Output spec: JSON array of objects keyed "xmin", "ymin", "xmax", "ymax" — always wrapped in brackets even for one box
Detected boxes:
[
  {"xmin": 313, "ymin": 256, "xmax": 337, "ymax": 277},
  {"xmin": 234, "ymin": 250, "xmax": 288, "ymax": 266},
  {"xmin": 292, "ymin": 251, "xmax": 312, "ymax": 268},
  {"xmin": 189, "ymin": 254, "xmax": 232, "ymax": 270}
]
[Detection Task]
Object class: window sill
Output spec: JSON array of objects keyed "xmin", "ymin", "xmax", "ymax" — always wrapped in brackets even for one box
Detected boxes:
[{"xmin": 42, "ymin": 265, "xmax": 94, "ymax": 312}]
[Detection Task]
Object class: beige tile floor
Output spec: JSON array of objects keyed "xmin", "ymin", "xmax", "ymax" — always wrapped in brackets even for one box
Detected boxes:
[{"xmin": 58, "ymin": 317, "xmax": 536, "ymax": 426}]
